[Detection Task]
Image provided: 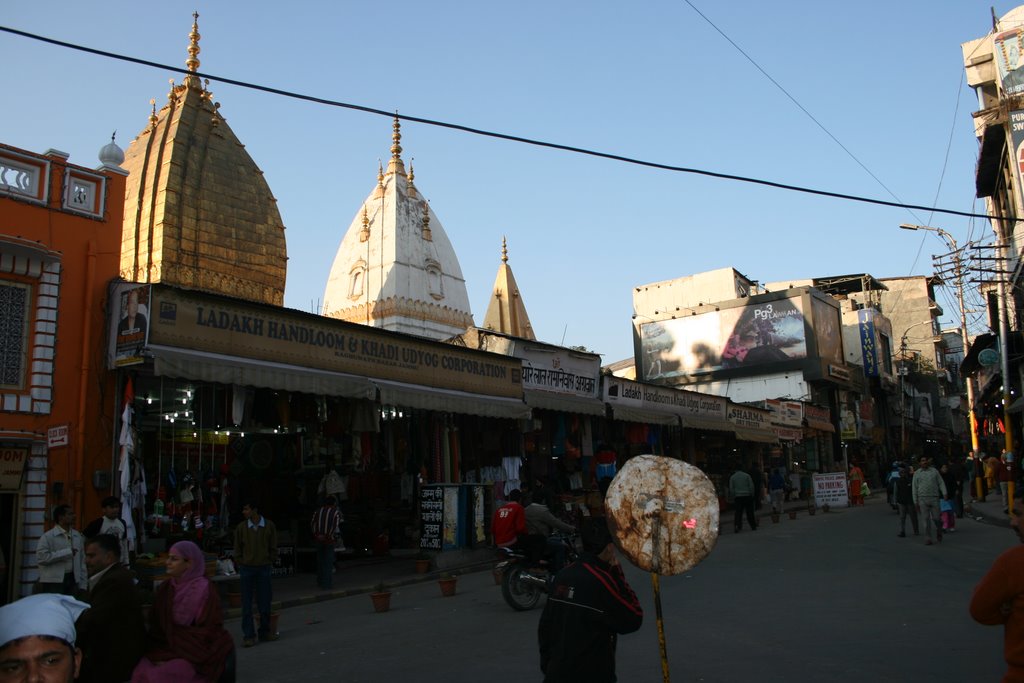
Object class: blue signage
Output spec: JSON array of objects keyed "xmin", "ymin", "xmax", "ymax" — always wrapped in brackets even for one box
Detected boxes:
[{"xmin": 858, "ymin": 310, "xmax": 878, "ymax": 377}]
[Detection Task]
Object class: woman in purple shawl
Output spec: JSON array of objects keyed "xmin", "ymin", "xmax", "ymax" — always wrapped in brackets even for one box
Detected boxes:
[{"xmin": 132, "ymin": 541, "xmax": 234, "ymax": 682}]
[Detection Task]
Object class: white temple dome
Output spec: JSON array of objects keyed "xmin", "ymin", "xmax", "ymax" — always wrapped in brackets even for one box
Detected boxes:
[{"xmin": 99, "ymin": 132, "xmax": 125, "ymax": 166}]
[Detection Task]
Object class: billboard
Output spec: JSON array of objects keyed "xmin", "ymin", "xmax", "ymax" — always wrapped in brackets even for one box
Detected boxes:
[
  {"xmin": 812, "ymin": 297, "xmax": 843, "ymax": 363},
  {"xmin": 639, "ymin": 296, "xmax": 806, "ymax": 380},
  {"xmin": 995, "ymin": 29, "xmax": 1024, "ymax": 96}
]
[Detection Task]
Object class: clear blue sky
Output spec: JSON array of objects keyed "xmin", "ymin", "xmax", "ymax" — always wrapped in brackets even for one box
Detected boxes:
[{"xmin": 1, "ymin": 1, "xmax": 1008, "ymax": 362}]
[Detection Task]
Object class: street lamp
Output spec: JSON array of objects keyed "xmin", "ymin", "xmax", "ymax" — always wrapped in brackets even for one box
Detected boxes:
[{"xmin": 899, "ymin": 223, "xmax": 983, "ymax": 456}]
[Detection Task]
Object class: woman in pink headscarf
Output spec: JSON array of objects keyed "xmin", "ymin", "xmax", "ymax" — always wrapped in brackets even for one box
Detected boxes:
[{"xmin": 132, "ymin": 541, "xmax": 234, "ymax": 682}]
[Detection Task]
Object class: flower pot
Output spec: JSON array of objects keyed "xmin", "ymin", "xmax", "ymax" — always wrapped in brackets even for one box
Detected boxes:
[
  {"xmin": 787, "ymin": 511, "xmax": 798, "ymax": 520},
  {"xmin": 227, "ymin": 592, "xmax": 242, "ymax": 609},
  {"xmin": 438, "ymin": 577, "xmax": 457, "ymax": 597},
  {"xmin": 370, "ymin": 591, "xmax": 391, "ymax": 613},
  {"xmin": 415, "ymin": 559, "xmax": 431, "ymax": 574},
  {"xmin": 771, "ymin": 513, "xmax": 780, "ymax": 524},
  {"xmin": 809, "ymin": 507, "xmax": 816, "ymax": 516}
]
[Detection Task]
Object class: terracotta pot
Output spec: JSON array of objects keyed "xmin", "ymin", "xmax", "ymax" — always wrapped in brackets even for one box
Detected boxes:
[
  {"xmin": 788, "ymin": 511, "xmax": 798, "ymax": 520},
  {"xmin": 227, "ymin": 592, "xmax": 242, "ymax": 609},
  {"xmin": 415, "ymin": 559, "xmax": 431, "ymax": 574},
  {"xmin": 438, "ymin": 578, "xmax": 457, "ymax": 597},
  {"xmin": 809, "ymin": 507, "xmax": 816, "ymax": 516},
  {"xmin": 771, "ymin": 513, "xmax": 780, "ymax": 524},
  {"xmin": 370, "ymin": 591, "xmax": 391, "ymax": 613}
]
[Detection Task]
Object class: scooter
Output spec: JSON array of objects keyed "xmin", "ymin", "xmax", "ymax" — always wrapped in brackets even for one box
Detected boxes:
[{"xmin": 495, "ymin": 532, "xmax": 578, "ymax": 611}]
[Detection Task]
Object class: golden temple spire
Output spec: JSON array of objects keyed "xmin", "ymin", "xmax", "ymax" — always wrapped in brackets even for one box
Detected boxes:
[
  {"xmin": 407, "ymin": 160, "xmax": 417, "ymax": 196},
  {"xmin": 422, "ymin": 202, "xmax": 432, "ymax": 241},
  {"xmin": 185, "ymin": 12, "xmax": 201, "ymax": 87},
  {"xmin": 385, "ymin": 114, "xmax": 406, "ymax": 176},
  {"xmin": 359, "ymin": 206, "xmax": 370, "ymax": 242},
  {"xmin": 149, "ymin": 98, "xmax": 158, "ymax": 129},
  {"xmin": 501, "ymin": 236, "xmax": 508, "ymax": 264},
  {"xmin": 373, "ymin": 160, "xmax": 385, "ymax": 199}
]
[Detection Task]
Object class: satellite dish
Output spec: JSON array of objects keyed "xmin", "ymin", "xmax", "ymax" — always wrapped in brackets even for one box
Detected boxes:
[{"xmin": 605, "ymin": 455, "xmax": 719, "ymax": 575}]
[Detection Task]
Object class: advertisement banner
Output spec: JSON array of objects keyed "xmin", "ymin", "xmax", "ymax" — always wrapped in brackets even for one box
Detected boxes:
[
  {"xmin": 765, "ymin": 399, "xmax": 802, "ymax": 427},
  {"xmin": 112, "ymin": 284, "xmax": 150, "ymax": 367},
  {"xmin": 639, "ymin": 296, "xmax": 806, "ymax": 380},
  {"xmin": 0, "ymin": 445, "xmax": 29, "ymax": 492},
  {"xmin": 812, "ymin": 472, "xmax": 849, "ymax": 508},
  {"xmin": 812, "ymin": 297, "xmax": 843, "ymax": 363},
  {"xmin": 147, "ymin": 287, "xmax": 522, "ymax": 397},
  {"xmin": 603, "ymin": 377, "xmax": 727, "ymax": 420},
  {"xmin": 520, "ymin": 348, "xmax": 599, "ymax": 399},
  {"xmin": 995, "ymin": 29, "xmax": 1024, "ymax": 96},
  {"xmin": 858, "ymin": 309, "xmax": 879, "ymax": 377}
]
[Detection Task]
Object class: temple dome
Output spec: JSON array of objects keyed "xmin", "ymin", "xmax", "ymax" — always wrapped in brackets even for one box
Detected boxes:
[
  {"xmin": 98, "ymin": 133, "xmax": 124, "ymax": 167},
  {"xmin": 119, "ymin": 14, "xmax": 287, "ymax": 306},
  {"xmin": 323, "ymin": 118, "xmax": 473, "ymax": 339}
]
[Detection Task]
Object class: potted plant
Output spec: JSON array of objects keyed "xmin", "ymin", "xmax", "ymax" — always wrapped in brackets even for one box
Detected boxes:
[
  {"xmin": 770, "ymin": 511, "xmax": 780, "ymax": 523},
  {"xmin": 370, "ymin": 581, "xmax": 392, "ymax": 613},
  {"xmin": 787, "ymin": 509, "xmax": 798, "ymax": 520},
  {"xmin": 415, "ymin": 553, "xmax": 431, "ymax": 574},
  {"xmin": 438, "ymin": 573, "xmax": 457, "ymax": 597}
]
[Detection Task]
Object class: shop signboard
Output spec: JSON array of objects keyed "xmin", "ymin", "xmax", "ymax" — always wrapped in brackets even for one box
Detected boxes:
[
  {"xmin": 419, "ymin": 485, "xmax": 444, "ymax": 550},
  {"xmin": 147, "ymin": 286, "xmax": 522, "ymax": 398},
  {"xmin": 857, "ymin": 309, "xmax": 879, "ymax": 377},
  {"xmin": 765, "ymin": 399, "xmax": 802, "ymax": 427},
  {"xmin": 47, "ymin": 424, "xmax": 69, "ymax": 449},
  {"xmin": 812, "ymin": 472, "xmax": 849, "ymax": 508},
  {"xmin": 727, "ymin": 404, "xmax": 771, "ymax": 430},
  {"xmin": 519, "ymin": 347, "xmax": 599, "ymax": 399},
  {"xmin": 0, "ymin": 445, "xmax": 29, "ymax": 492},
  {"xmin": 638, "ymin": 294, "xmax": 807, "ymax": 381},
  {"xmin": 804, "ymin": 404, "xmax": 834, "ymax": 432},
  {"xmin": 995, "ymin": 29, "xmax": 1024, "ymax": 96},
  {"xmin": 603, "ymin": 377, "xmax": 727, "ymax": 420}
]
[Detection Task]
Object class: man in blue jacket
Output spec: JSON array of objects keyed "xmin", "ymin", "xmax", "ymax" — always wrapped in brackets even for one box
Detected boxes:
[{"xmin": 538, "ymin": 520, "xmax": 643, "ymax": 682}]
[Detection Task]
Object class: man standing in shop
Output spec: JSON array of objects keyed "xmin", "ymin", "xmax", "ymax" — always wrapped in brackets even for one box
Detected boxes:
[
  {"xmin": 310, "ymin": 495, "xmax": 341, "ymax": 590},
  {"xmin": 82, "ymin": 496, "xmax": 129, "ymax": 567},
  {"xmin": 912, "ymin": 456, "xmax": 947, "ymax": 546},
  {"xmin": 970, "ymin": 512, "xmax": 1024, "ymax": 681},
  {"xmin": 35, "ymin": 505, "xmax": 86, "ymax": 596},
  {"xmin": 728, "ymin": 464, "xmax": 758, "ymax": 533},
  {"xmin": 234, "ymin": 501, "xmax": 278, "ymax": 648}
]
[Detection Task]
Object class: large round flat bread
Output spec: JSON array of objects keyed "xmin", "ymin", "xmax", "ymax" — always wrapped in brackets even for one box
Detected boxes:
[{"xmin": 605, "ymin": 455, "xmax": 719, "ymax": 575}]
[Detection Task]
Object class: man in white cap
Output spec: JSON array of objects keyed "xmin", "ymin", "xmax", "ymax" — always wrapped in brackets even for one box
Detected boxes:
[{"xmin": 0, "ymin": 593, "xmax": 90, "ymax": 682}]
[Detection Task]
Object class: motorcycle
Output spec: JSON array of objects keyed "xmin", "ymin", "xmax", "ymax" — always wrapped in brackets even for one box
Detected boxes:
[{"xmin": 496, "ymin": 532, "xmax": 578, "ymax": 611}]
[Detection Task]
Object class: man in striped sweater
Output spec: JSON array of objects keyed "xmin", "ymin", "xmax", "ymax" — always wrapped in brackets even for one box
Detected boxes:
[{"xmin": 310, "ymin": 496, "xmax": 341, "ymax": 590}]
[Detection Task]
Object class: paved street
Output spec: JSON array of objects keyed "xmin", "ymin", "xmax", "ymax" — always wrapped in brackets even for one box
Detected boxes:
[{"xmin": 233, "ymin": 499, "xmax": 1012, "ymax": 682}]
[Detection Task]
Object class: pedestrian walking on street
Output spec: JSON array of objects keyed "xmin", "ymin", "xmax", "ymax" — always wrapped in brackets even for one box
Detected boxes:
[
  {"xmin": 998, "ymin": 451, "xmax": 1015, "ymax": 514},
  {"xmin": 895, "ymin": 467, "xmax": 919, "ymax": 537},
  {"xmin": 234, "ymin": 500, "xmax": 278, "ymax": 647},
  {"xmin": 848, "ymin": 462, "xmax": 866, "ymax": 506},
  {"xmin": 949, "ymin": 457, "xmax": 967, "ymax": 518},
  {"xmin": 912, "ymin": 456, "xmax": 947, "ymax": 546},
  {"xmin": 768, "ymin": 469, "xmax": 786, "ymax": 515},
  {"xmin": 940, "ymin": 464, "xmax": 957, "ymax": 533},
  {"xmin": 969, "ymin": 512, "xmax": 1024, "ymax": 682},
  {"xmin": 310, "ymin": 495, "xmax": 341, "ymax": 590},
  {"xmin": 728, "ymin": 465, "xmax": 758, "ymax": 533},
  {"xmin": 538, "ymin": 520, "xmax": 643, "ymax": 683},
  {"xmin": 35, "ymin": 504, "xmax": 87, "ymax": 596}
]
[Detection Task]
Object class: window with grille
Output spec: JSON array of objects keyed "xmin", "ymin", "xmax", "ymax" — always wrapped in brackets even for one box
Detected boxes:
[{"xmin": 0, "ymin": 282, "xmax": 30, "ymax": 389}]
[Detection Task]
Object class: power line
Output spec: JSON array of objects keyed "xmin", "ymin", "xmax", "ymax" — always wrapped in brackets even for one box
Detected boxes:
[{"xmin": 0, "ymin": 24, "xmax": 1003, "ymax": 222}]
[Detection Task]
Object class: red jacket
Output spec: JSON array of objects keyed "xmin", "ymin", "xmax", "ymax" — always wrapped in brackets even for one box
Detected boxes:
[
  {"xmin": 492, "ymin": 501, "xmax": 526, "ymax": 547},
  {"xmin": 970, "ymin": 545, "xmax": 1024, "ymax": 682}
]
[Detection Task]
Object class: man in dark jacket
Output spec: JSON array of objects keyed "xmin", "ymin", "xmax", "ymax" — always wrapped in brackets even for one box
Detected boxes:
[
  {"xmin": 895, "ymin": 467, "xmax": 919, "ymax": 537},
  {"xmin": 538, "ymin": 521, "xmax": 643, "ymax": 682},
  {"xmin": 74, "ymin": 534, "xmax": 145, "ymax": 682}
]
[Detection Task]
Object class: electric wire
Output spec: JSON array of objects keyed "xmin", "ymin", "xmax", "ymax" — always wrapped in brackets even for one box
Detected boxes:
[{"xmin": 0, "ymin": 24, "xmax": 1004, "ymax": 223}]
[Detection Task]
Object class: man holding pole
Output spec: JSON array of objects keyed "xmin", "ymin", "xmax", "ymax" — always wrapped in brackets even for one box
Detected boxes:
[{"xmin": 538, "ymin": 520, "xmax": 642, "ymax": 682}]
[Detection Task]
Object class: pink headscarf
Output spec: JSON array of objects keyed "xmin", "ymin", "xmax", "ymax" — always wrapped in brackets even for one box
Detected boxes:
[{"xmin": 168, "ymin": 540, "xmax": 209, "ymax": 625}]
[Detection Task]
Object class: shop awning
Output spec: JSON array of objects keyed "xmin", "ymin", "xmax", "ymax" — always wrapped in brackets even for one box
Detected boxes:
[
  {"xmin": 374, "ymin": 379, "xmax": 531, "ymax": 419},
  {"xmin": 1007, "ymin": 396, "xmax": 1024, "ymax": 414},
  {"xmin": 680, "ymin": 415, "xmax": 736, "ymax": 433},
  {"xmin": 149, "ymin": 345, "xmax": 376, "ymax": 400},
  {"xmin": 609, "ymin": 406, "xmax": 680, "ymax": 426},
  {"xmin": 804, "ymin": 419, "xmax": 835, "ymax": 433},
  {"xmin": 734, "ymin": 427, "xmax": 778, "ymax": 444},
  {"xmin": 524, "ymin": 391, "xmax": 606, "ymax": 416}
]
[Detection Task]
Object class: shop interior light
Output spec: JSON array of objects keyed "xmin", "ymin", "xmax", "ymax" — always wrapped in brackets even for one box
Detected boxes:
[{"xmin": 147, "ymin": 397, "xmax": 153, "ymax": 405}]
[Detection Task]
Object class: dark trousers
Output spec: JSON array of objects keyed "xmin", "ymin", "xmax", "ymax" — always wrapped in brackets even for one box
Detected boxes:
[
  {"xmin": 34, "ymin": 572, "xmax": 75, "ymax": 596},
  {"xmin": 734, "ymin": 496, "xmax": 757, "ymax": 531},
  {"xmin": 898, "ymin": 503, "xmax": 919, "ymax": 535},
  {"xmin": 240, "ymin": 564, "xmax": 272, "ymax": 639},
  {"xmin": 316, "ymin": 542, "xmax": 334, "ymax": 589}
]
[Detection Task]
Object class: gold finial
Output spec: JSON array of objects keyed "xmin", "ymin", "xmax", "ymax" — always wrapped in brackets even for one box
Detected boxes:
[
  {"xmin": 377, "ymin": 160, "xmax": 384, "ymax": 186},
  {"xmin": 407, "ymin": 159, "xmax": 417, "ymax": 196},
  {"xmin": 501, "ymin": 236, "xmax": 508, "ymax": 264},
  {"xmin": 186, "ymin": 12, "xmax": 201, "ymax": 74},
  {"xmin": 391, "ymin": 114, "xmax": 402, "ymax": 159},
  {"xmin": 149, "ymin": 98, "xmax": 158, "ymax": 128},
  {"xmin": 359, "ymin": 207, "xmax": 370, "ymax": 242},
  {"xmin": 422, "ymin": 202, "xmax": 432, "ymax": 241}
]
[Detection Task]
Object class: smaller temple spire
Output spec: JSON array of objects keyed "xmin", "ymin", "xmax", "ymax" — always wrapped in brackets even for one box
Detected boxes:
[
  {"xmin": 407, "ymin": 160, "xmax": 417, "ymax": 196},
  {"xmin": 372, "ymin": 160, "xmax": 385, "ymax": 199},
  {"xmin": 149, "ymin": 98, "xmax": 158, "ymax": 129},
  {"xmin": 501, "ymin": 236, "xmax": 508, "ymax": 264},
  {"xmin": 359, "ymin": 206, "xmax": 370, "ymax": 242},
  {"xmin": 482, "ymin": 236, "xmax": 535, "ymax": 339},
  {"xmin": 385, "ymin": 114, "xmax": 407, "ymax": 177},
  {"xmin": 185, "ymin": 12, "xmax": 201, "ymax": 87},
  {"xmin": 422, "ymin": 202, "xmax": 432, "ymax": 241}
]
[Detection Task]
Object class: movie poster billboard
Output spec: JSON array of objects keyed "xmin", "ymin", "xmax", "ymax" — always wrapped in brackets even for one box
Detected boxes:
[
  {"xmin": 113, "ymin": 284, "xmax": 150, "ymax": 367},
  {"xmin": 995, "ymin": 29, "xmax": 1024, "ymax": 96},
  {"xmin": 639, "ymin": 296, "xmax": 806, "ymax": 380},
  {"xmin": 811, "ymin": 297, "xmax": 843, "ymax": 364}
]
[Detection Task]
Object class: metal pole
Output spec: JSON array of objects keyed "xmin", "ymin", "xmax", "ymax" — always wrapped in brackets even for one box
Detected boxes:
[
  {"xmin": 649, "ymin": 513, "xmax": 670, "ymax": 683},
  {"xmin": 996, "ymin": 220, "xmax": 1016, "ymax": 514}
]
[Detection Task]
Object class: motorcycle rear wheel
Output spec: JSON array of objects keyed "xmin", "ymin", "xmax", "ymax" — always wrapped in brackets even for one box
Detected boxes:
[{"xmin": 501, "ymin": 565, "xmax": 543, "ymax": 611}]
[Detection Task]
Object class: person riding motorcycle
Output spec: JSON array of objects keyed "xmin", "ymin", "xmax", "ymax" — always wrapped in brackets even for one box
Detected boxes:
[{"xmin": 525, "ymin": 494, "xmax": 575, "ymax": 573}]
